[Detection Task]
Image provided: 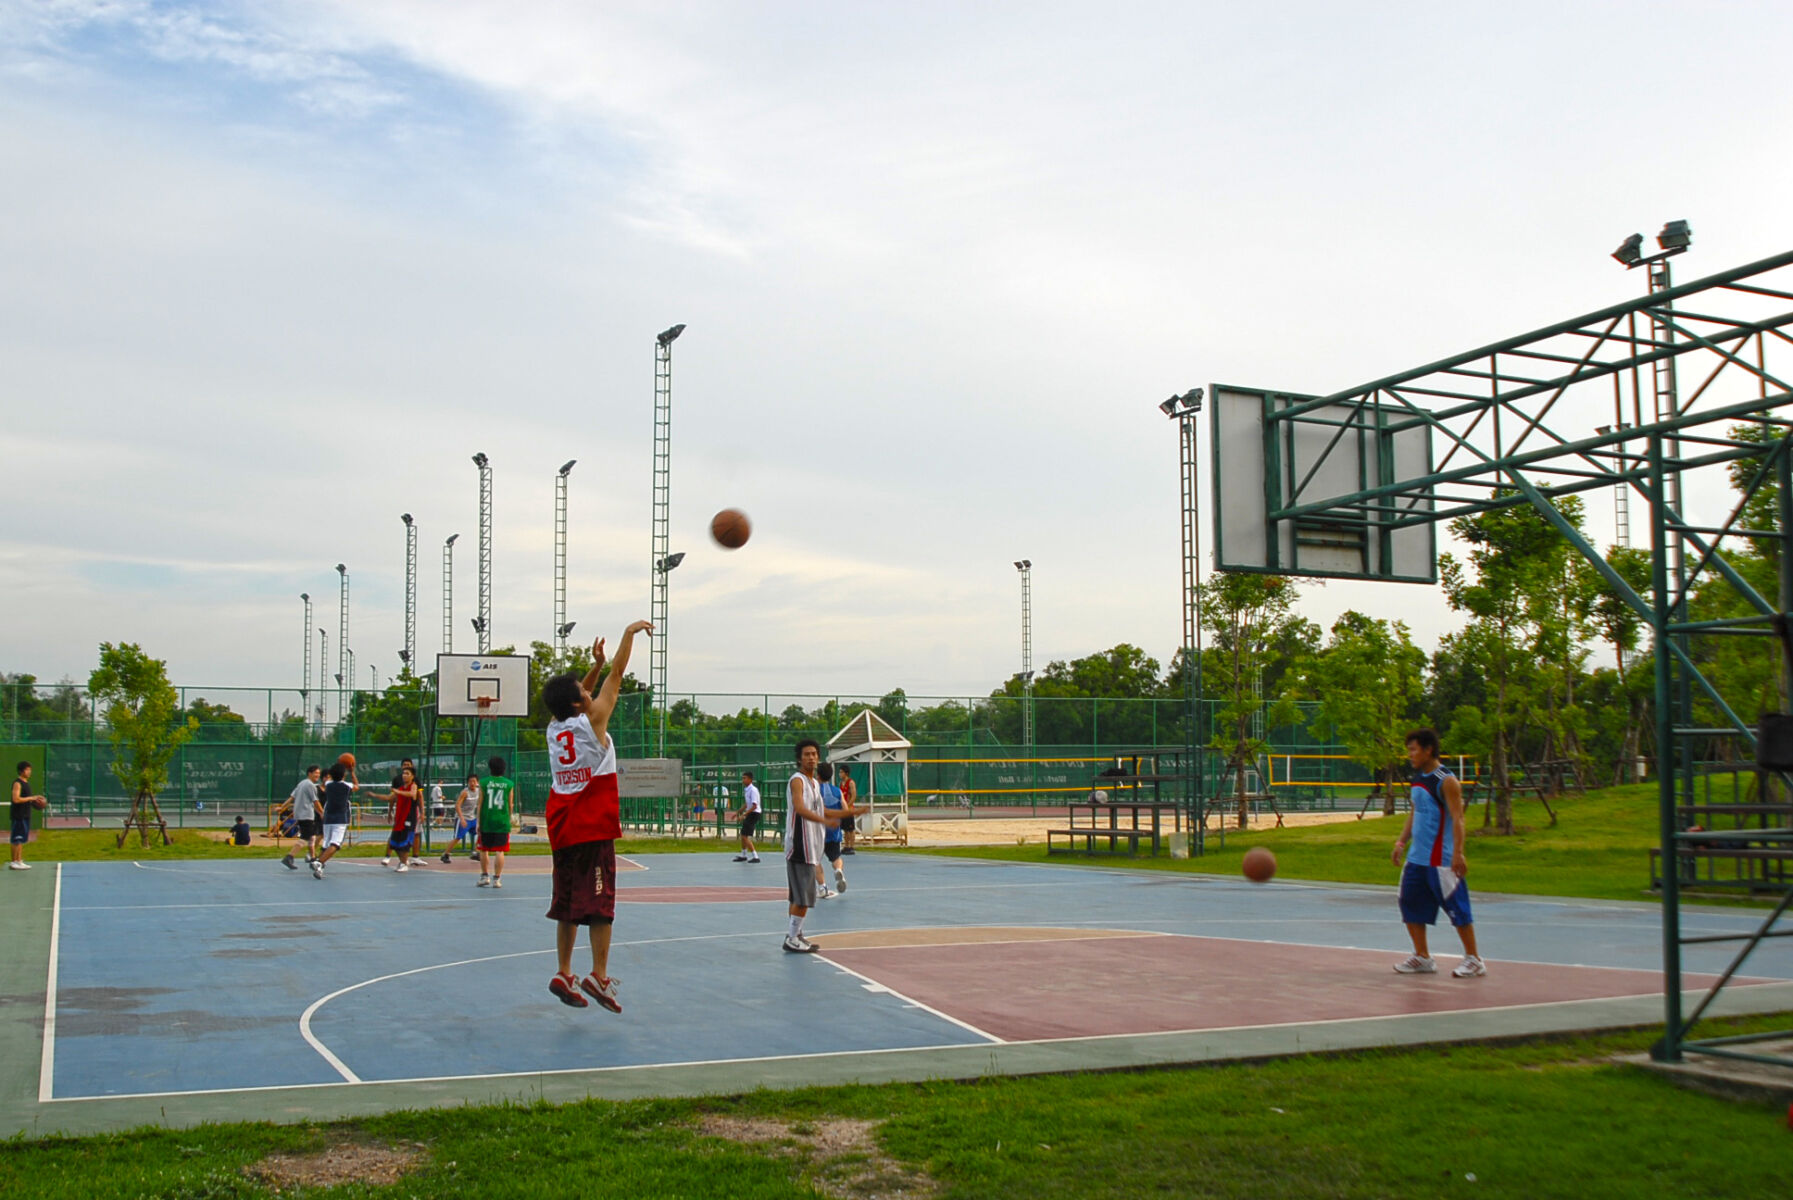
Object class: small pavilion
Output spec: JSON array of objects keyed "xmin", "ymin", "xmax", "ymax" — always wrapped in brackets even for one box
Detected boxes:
[{"xmin": 825, "ymin": 708, "xmax": 912, "ymax": 845}]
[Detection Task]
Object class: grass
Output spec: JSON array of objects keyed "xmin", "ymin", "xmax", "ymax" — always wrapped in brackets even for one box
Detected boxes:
[
  {"xmin": 3, "ymin": 1017, "xmax": 1789, "ymax": 1198},
  {"xmin": 916, "ymin": 784, "xmax": 1780, "ymax": 905},
  {"xmin": 18, "ymin": 828, "xmax": 742, "ymax": 862}
]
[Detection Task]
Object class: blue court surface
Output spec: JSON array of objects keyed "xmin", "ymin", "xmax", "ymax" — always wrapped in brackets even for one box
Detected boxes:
[{"xmin": 34, "ymin": 852, "xmax": 1793, "ymax": 1108}]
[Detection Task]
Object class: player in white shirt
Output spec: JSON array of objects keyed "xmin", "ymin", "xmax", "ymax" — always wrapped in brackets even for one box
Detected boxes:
[
  {"xmin": 733, "ymin": 771, "xmax": 762, "ymax": 863},
  {"xmin": 539, "ymin": 622, "xmax": 651, "ymax": 1012},
  {"xmin": 782, "ymin": 739, "xmax": 844, "ymax": 953}
]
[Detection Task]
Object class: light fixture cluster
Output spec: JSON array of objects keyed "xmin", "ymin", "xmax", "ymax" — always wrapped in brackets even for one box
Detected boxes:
[
  {"xmin": 1612, "ymin": 220, "xmax": 1692, "ymax": 268},
  {"xmin": 1159, "ymin": 387, "xmax": 1204, "ymax": 418}
]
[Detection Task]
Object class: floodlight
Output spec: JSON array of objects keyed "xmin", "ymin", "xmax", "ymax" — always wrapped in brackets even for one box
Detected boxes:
[
  {"xmin": 336, "ymin": 563, "xmax": 346, "ymax": 576},
  {"xmin": 446, "ymin": 533, "xmax": 459, "ymax": 547},
  {"xmin": 398, "ymin": 650, "xmax": 410, "ymax": 664},
  {"xmin": 472, "ymin": 452, "xmax": 488, "ymax": 468},
  {"xmin": 559, "ymin": 460, "xmax": 577, "ymax": 476},
  {"xmin": 558, "ymin": 622, "xmax": 577, "ymax": 637},
  {"xmin": 1596, "ymin": 425, "xmax": 1613, "ymax": 436},
  {"xmin": 334, "ymin": 673, "xmax": 343, "ymax": 686},
  {"xmin": 470, "ymin": 617, "xmax": 485, "ymax": 633},
  {"xmin": 1159, "ymin": 396, "xmax": 1180, "ymax": 416},
  {"xmin": 1612, "ymin": 233, "xmax": 1644, "ymax": 266},
  {"xmin": 657, "ymin": 323, "xmax": 686, "ymax": 346},
  {"xmin": 300, "ymin": 592, "xmax": 309, "ymax": 602},
  {"xmin": 1658, "ymin": 220, "xmax": 1692, "ymax": 251},
  {"xmin": 401, "ymin": 513, "xmax": 412, "ymax": 526},
  {"xmin": 657, "ymin": 552, "xmax": 686, "ymax": 573}
]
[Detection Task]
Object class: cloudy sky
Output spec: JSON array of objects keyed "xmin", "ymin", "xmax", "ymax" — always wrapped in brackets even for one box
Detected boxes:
[{"xmin": 3, "ymin": 1, "xmax": 1791, "ymax": 705}]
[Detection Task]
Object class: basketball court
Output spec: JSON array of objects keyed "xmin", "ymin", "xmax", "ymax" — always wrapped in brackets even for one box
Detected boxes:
[{"xmin": 3, "ymin": 850, "xmax": 1790, "ymax": 1136}]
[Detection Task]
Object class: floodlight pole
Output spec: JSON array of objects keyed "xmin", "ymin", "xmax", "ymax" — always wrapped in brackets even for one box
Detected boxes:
[
  {"xmin": 300, "ymin": 593, "xmax": 312, "ymax": 727},
  {"xmin": 400, "ymin": 515, "xmax": 417, "ymax": 673},
  {"xmin": 316, "ymin": 627, "xmax": 328, "ymax": 734},
  {"xmin": 472, "ymin": 454, "xmax": 493, "ymax": 653},
  {"xmin": 344, "ymin": 648, "xmax": 356, "ymax": 726},
  {"xmin": 555, "ymin": 461, "xmax": 576, "ymax": 654},
  {"xmin": 1014, "ymin": 561, "xmax": 1033, "ymax": 747},
  {"xmin": 335, "ymin": 564, "xmax": 349, "ymax": 724},
  {"xmin": 443, "ymin": 534, "xmax": 458, "ymax": 656},
  {"xmin": 649, "ymin": 324, "xmax": 685, "ymax": 756},
  {"xmin": 1163, "ymin": 388, "xmax": 1206, "ymax": 852}
]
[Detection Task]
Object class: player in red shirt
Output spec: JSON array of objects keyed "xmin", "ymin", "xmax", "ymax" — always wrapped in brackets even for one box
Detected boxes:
[
  {"xmin": 540, "ymin": 620, "xmax": 652, "ymax": 1011},
  {"xmin": 371, "ymin": 765, "xmax": 421, "ymax": 873}
]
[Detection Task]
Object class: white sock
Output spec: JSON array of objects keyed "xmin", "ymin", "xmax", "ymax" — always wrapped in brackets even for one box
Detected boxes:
[{"xmin": 788, "ymin": 916, "xmax": 801, "ymax": 939}]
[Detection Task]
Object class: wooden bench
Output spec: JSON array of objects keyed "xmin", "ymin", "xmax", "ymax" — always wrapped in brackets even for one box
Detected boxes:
[{"xmin": 1046, "ymin": 827, "xmax": 1146, "ymax": 856}]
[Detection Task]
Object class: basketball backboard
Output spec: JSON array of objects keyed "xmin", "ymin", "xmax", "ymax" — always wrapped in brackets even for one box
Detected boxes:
[
  {"xmin": 1210, "ymin": 384, "xmax": 1436, "ymax": 584},
  {"xmin": 435, "ymin": 653, "xmax": 530, "ymax": 718}
]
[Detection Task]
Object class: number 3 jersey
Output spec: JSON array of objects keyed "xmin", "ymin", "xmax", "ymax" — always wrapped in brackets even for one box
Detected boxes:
[{"xmin": 545, "ymin": 712, "xmax": 621, "ymax": 846}]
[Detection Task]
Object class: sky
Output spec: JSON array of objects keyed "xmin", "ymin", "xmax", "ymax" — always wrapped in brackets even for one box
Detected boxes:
[{"xmin": 3, "ymin": 1, "xmax": 1792, "ymax": 705}]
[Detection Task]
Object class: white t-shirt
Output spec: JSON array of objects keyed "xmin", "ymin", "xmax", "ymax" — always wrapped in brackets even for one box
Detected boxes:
[
  {"xmin": 546, "ymin": 712, "xmax": 616, "ymax": 795},
  {"xmin": 742, "ymin": 783, "xmax": 761, "ymax": 814},
  {"xmin": 784, "ymin": 772, "xmax": 823, "ymax": 864}
]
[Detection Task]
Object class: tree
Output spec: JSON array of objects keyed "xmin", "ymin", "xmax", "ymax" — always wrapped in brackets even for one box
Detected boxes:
[
  {"xmin": 1297, "ymin": 612, "xmax": 1427, "ymax": 814},
  {"xmin": 1196, "ymin": 573, "xmax": 1316, "ymax": 826},
  {"xmin": 88, "ymin": 643, "xmax": 196, "ymax": 844}
]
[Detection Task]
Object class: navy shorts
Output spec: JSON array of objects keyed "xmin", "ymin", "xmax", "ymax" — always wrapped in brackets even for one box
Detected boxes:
[
  {"xmin": 1399, "ymin": 862, "xmax": 1474, "ymax": 927},
  {"xmin": 824, "ymin": 840, "xmax": 842, "ymax": 862},
  {"xmin": 387, "ymin": 829, "xmax": 416, "ymax": 852},
  {"xmin": 10, "ymin": 816, "xmax": 31, "ymax": 845}
]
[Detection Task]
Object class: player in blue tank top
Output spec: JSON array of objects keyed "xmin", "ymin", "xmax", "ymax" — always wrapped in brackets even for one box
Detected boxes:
[{"xmin": 1390, "ymin": 727, "xmax": 1485, "ymax": 978}]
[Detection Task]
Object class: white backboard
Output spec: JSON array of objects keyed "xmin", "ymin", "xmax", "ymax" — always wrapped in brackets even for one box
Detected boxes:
[
  {"xmin": 435, "ymin": 653, "xmax": 530, "ymax": 718},
  {"xmin": 1210, "ymin": 384, "xmax": 1436, "ymax": 584}
]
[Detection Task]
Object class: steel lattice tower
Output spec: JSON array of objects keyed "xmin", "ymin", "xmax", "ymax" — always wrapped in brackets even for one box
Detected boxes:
[
  {"xmin": 335, "ymin": 564, "xmax": 349, "ymax": 723},
  {"xmin": 650, "ymin": 324, "xmax": 685, "ymax": 755},
  {"xmin": 1162, "ymin": 388, "xmax": 1205, "ymax": 848},
  {"xmin": 400, "ymin": 515, "xmax": 417, "ymax": 674},
  {"xmin": 1014, "ymin": 560, "xmax": 1033, "ymax": 747},
  {"xmin": 472, "ymin": 453, "xmax": 492, "ymax": 653},
  {"xmin": 555, "ymin": 461, "xmax": 576, "ymax": 654},
  {"xmin": 316, "ymin": 627, "xmax": 328, "ymax": 732},
  {"xmin": 442, "ymin": 534, "xmax": 458, "ymax": 657}
]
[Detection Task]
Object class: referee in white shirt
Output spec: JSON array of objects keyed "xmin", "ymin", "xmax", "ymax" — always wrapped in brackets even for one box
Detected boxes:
[{"xmin": 732, "ymin": 771, "xmax": 762, "ymax": 863}]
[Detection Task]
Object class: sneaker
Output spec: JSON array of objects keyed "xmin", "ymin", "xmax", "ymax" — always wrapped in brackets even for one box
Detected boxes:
[
  {"xmin": 477, "ymin": 874, "xmax": 491, "ymax": 887},
  {"xmin": 818, "ymin": 886, "xmax": 835, "ymax": 900},
  {"xmin": 467, "ymin": 851, "xmax": 479, "ymax": 861},
  {"xmin": 549, "ymin": 974, "xmax": 589, "ymax": 1008},
  {"xmin": 282, "ymin": 854, "xmax": 297, "ymax": 870},
  {"xmin": 749, "ymin": 855, "xmax": 760, "ymax": 863},
  {"xmin": 312, "ymin": 860, "xmax": 324, "ymax": 879},
  {"xmin": 782, "ymin": 936, "xmax": 818, "ymax": 954},
  {"xmin": 732, "ymin": 854, "xmax": 749, "ymax": 862},
  {"xmin": 440, "ymin": 852, "xmax": 452, "ymax": 864},
  {"xmin": 1393, "ymin": 954, "xmax": 1437, "ymax": 975},
  {"xmin": 834, "ymin": 867, "xmax": 846, "ymax": 893},
  {"xmin": 581, "ymin": 974, "xmax": 623, "ymax": 1013},
  {"xmin": 8, "ymin": 861, "xmax": 29, "ymax": 870},
  {"xmin": 492, "ymin": 878, "xmax": 502, "ymax": 889},
  {"xmin": 381, "ymin": 856, "xmax": 392, "ymax": 867},
  {"xmin": 395, "ymin": 863, "xmax": 409, "ymax": 873},
  {"xmin": 842, "ymin": 847, "xmax": 856, "ymax": 855},
  {"xmin": 1452, "ymin": 956, "xmax": 1487, "ymax": 978}
]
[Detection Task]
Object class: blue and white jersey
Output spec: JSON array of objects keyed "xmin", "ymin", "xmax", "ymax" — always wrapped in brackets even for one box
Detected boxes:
[
  {"xmin": 1406, "ymin": 766, "xmax": 1456, "ymax": 868},
  {"xmin": 822, "ymin": 782, "xmax": 844, "ymax": 845}
]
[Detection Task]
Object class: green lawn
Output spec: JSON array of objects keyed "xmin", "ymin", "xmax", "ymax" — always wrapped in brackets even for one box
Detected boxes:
[
  {"xmin": 4, "ymin": 1018, "xmax": 1788, "ymax": 1198},
  {"xmin": 917, "ymin": 784, "xmax": 1774, "ymax": 905}
]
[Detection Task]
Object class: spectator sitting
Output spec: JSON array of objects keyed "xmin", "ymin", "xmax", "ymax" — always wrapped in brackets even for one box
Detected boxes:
[{"xmin": 230, "ymin": 816, "xmax": 252, "ymax": 846}]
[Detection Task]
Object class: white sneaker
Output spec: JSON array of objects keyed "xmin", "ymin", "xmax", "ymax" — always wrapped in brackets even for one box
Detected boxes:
[
  {"xmin": 395, "ymin": 862, "xmax": 408, "ymax": 873},
  {"xmin": 477, "ymin": 874, "xmax": 491, "ymax": 887},
  {"xmin": 1452, "ymin": 956, "xmax": 1487, "ymax": 978},
  {"xmin": 492, "ymin": 878, "xmax": 502, "ymax": 888},
  {"xmin": 1394, "ymin": 954, "xmax": 1436, "ymax": 974},
  {"xmin": 817, "ymin": 886, "xmax": 835, "ymax": 900},
  {"xmin": 8, "ymin": 861, "xmax": 28, "ymax": 870},
  {"xmin": 782, "ymin": 936, "xmax": 817, "ymax": 954},
  {"xmin": 381, "ymin": 856, "xmax": 392, "ymax": 867},
  {"xmin": 311, "ymin": 860, "xmax": 324, "ymax": 879},
  {"xmin": 834, "ymin": 867, "xmax": 846, "ymax": 893}
]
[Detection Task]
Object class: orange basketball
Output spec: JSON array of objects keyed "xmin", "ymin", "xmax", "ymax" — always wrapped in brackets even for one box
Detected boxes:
[
  {"xmin": 1242, "ymin": 846, "xmax": 1276, "ymax": 884},
  {"xmin": 710, "ymin": 508, "xmax": 751, "ymax": 549},
  {"xmin": 337, "ymin": 752, "xmax": 357, "ymax": 771}
]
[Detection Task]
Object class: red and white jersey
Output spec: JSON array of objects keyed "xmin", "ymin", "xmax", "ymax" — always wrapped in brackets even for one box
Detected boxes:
[{"xmin": 545, "ymin": 712, "xmax": 621, "ymax": 845}]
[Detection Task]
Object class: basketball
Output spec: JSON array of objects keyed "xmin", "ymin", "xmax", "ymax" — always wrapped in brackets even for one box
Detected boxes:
[
  {"xmin": 1242, "ymin": 846, "xmax": 1276, "ymax": 884},
  {"xmin": 710, "ymin": 508, "xmax": 751, "ymax": 549},
  {"xmin": 337, "ymin": 752, "xmax": 356, "ymax": 771}
]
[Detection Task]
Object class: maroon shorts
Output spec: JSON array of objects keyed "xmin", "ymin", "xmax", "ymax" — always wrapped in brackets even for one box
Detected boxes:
[{"xmin": 546, "ymin": 839, "xmax": 616, "ymax": 926}]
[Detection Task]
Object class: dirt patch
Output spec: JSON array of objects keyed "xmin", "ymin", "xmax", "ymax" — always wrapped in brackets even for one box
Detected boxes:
[
  {"xmin": 695, "ymin": 1115, "xmax": 936, "ymax": 1199},
  {"xmin": 245, "ymin": 1142, "xmax": 425, "ymax": 1191}
]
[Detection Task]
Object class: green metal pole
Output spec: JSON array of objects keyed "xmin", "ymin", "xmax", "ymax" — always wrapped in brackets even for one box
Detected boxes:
[{"xmin": 1650, "ymin": 432, "xmax": 1685, "ymax": 1062}]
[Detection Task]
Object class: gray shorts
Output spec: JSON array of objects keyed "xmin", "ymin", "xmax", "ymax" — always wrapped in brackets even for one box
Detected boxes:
[{"xmin": 786, "ymin": 856, "xmax": 817, "ymax": 909}]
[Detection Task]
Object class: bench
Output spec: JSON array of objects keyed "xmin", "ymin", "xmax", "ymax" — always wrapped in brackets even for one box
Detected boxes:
[
  {"xmin": 1650, "ymin": 845, "xmax": 1793, "ymax": 892},
  {"xmin": 1046, "ymin": 827, "xmax": 1146, "ymax": 856}
]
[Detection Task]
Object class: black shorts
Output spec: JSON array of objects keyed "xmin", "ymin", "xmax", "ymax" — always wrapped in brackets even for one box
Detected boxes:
[
  {"xmin": 295, "ymin": 818, "xmax": 320, "ymax": 839},
  {"xmin": 741, "ymin": 811, "xmax": 761, "ymax": 838},
  {"xmin": 824, "ymin": 841, "xmax": 842, "ymax": 862},
  {"xmin": 10, "ymin": 816, "xmax": 31, "ymax": 846},
  {"xmin": 479, "ymin": 831, "xmax": 510, "ymax": 852},
  {"xmin": 546, "ymin": 839, "xmax": 616, "ymax": 926}
]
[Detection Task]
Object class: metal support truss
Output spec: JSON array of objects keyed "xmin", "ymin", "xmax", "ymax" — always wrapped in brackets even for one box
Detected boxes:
[
  {"xmin": 1242, "ymin": 248, "xmax": 1793, "ymax": 1068},
  {"xmin": 474, "ymin": 455, "xmax": 492, "ymax": 654},
  {"xmin": 335, "ymin": 564, "xmax": 349, "ymax": 723},
  {"xmin": 649, "ymin": 327, "xmax": 682, "ymax": 756},
  {"xmin": 442, "ymin": 534, "xmax": 458, "ymax": 657},
  {"xmin": 1178, "ymin": 409, "xmax": 1208, "ymax": 853},
  {"xmin": 401, "ymin": 515, "xmax": 417, "ymax": 674}
]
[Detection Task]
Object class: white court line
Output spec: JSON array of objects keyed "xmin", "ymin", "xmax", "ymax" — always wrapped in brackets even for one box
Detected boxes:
[
  {"xmin": 38, "ymin": 863, "xmax": 63, "ymax": 1103},
  {"xmin": 816, "ymin": 955, "xmax": 1005, "ymax": 1044}
]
